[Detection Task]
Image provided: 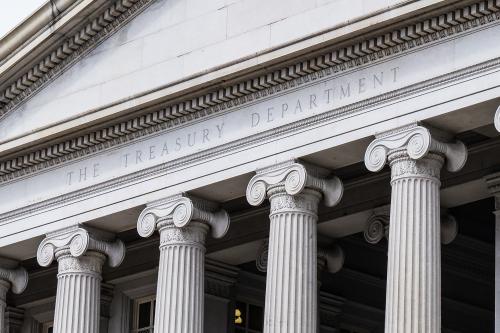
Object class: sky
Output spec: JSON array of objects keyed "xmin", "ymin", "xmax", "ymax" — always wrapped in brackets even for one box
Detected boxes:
[{"xmin": 0, "ymin": 0, "xmax": 47, "ymax": 39}]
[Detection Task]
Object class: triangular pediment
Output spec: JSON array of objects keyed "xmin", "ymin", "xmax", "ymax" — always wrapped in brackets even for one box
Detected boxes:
[{"xmin": 0, "ymin": 0, "xmax": 226, "ymax": 144}]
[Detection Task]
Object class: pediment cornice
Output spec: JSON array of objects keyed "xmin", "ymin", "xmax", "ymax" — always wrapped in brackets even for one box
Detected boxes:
[
  {"xmin": 0, "ymin": 0, "xmax": 155, "ymax": 116},
  {"xmin": 0, "ymin": 0, "xmax": 499, "ymax": 185}
]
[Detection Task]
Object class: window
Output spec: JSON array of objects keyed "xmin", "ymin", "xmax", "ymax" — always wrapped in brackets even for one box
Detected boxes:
[
  {"xmin": 131, "ymin": 295, "xmax": 156, "ymax": 333},
  {"xmin": 234, "ymin": 301, "xmax": 264, "ymax": 333},
  {"xmin": 42, "ymin": 322, "xmax": 53, "ymax": 333}
]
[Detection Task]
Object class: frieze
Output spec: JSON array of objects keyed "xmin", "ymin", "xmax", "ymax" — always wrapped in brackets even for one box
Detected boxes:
[
  {"xmin": 1, "ymin": 0, "xmax": 499, "ymax": 181},
  {"xmin": 0, "ymin": 2, "xmax": 500, "ymax": 220}
]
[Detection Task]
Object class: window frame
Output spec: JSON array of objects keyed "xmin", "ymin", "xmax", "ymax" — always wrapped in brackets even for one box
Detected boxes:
[{"xmin": 131, "ymin": 294, "xmax": 156, "ymax": 333}]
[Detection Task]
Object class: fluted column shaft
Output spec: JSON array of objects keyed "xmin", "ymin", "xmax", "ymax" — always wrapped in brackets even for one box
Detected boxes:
[
  {"xmin": 137, "ymin": 195, "xmax": 230, "ymax": 333},
  {"xmin": 264, "ymin": 186, "xmax": 320, "ymax": 333},
  {"xmin": 364, "ymin": 123, "xmax": 467, "ymax": 333},
  {"xmin": 37, "ymin": 226, "xmax": 125, "ymax": 333},
  {"xmin": 53, "ymin": 251, "xmax": 105, "ymax": 333},
  {"xmin": 154, "ymin": 221, "xmax": 208, "ymax": 333},
  {"xmin": 385, "ymin": 150, "xmax": 443, "ymax": 333},
  {"xmin": 246, "ymin": 161, "xmax": 343, "ymax": 333}
]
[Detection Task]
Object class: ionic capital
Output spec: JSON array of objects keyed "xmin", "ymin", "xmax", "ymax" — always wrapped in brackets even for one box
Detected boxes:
[
  {"xmin": 37, "ymin": 225, "xmax": 125, "ymax": 268},
  {"xmin": 246, "ymin": 160, "xmax": 343, "ymax": 207},
  {"xmin": 0, "ymin": 258, "xmax": 28, "ymax": 295},
  {"xmin": 495, "ymin": 105, "xmax": 500, "ymax": 132},
  {"xmin": 363, "ymin": 207, "xmax": 390, "ymax": 244},
  {"xmin": 441, "ymin": 213, "xmax": 458, "ymax": 245},
  {"xmin": 317, "ymin": 245, "xmax": 345, "ymax": 274},
  {"xmin": 364, "ymin": 123, "xmax": 467, "ymax": 173},
  {"xmin": 137, "ymin": 194, "xmax": 230, "ymax": 239}
]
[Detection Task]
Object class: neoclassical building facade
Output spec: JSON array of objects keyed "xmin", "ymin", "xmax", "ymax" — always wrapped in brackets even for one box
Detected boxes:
[{"xmin": 0, "ymin": 0, "xmax": 500, "ymax": 332}]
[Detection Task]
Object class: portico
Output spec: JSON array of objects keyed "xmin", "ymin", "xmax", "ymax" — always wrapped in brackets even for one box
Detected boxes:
[{"xmin": 1, "ymin": 0, "xmax": 500, "ymax": 332}]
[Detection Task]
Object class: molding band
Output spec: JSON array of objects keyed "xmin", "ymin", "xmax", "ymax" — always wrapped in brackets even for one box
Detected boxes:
[{"xmin": 0, "ymin": 0, "xmax": 498, "ymax": 180}]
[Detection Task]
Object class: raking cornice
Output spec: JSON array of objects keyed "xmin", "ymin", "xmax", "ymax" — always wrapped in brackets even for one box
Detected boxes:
[
  {"xmin": 0, "ymin": 0, "xmax": 156, "ymax": 114},
  {"xmin": 0, "ymin": 0, "xmax": 499, "ymax": 184}
]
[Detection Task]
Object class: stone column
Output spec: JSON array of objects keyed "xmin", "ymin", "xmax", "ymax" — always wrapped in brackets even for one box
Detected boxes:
[
  {"xmin": 246, "ymin": 160, "xmax": 344, "ymax": 333},
  {"xmin": 494, "ymin": 104, "xmax": 500, "ymax": 133},
  {"xmin": 485, "ymin": 171, "xmax": 500, "ymax": 333},
  {"xmin": 490, "ymin": 104, "xmax": 500, "ymax": 333},
  {"xmin": 137, "ymin": 194, "xmax": 230, "ymax": 333},
  {"xmin": 0, "ymin": 259, "xmax": 28, "ymax": 333},
  {"xmin": 365, "ymin": 123, "xmax": 467, "ymax": 333},
  {"xmin": 37, "ymin": 226, "xmax": 125, "ymax": 333}
]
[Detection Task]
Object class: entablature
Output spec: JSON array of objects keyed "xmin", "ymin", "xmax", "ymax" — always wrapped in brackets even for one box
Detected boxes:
[{"xmin": 1, "ymin": 0, "xmax": 500, "ymax": 260}]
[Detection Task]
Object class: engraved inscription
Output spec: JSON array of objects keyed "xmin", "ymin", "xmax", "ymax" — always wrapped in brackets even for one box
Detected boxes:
[{"xmin": 0, "ymin": 63, "xmax": 403, "ymax": 212}]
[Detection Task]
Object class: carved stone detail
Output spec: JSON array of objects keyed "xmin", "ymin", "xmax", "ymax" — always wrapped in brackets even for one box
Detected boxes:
[
  {"xmin": 246, "ymin": 160, "xmax": 343, "ymax": 208},
  {"xmin": 137, "ymin": 194, "xmax": 230, "ymax": 333},
  {"xmin": 365, "ymin": 123, "xmax": 467, "ymax": 173},
  {"xmin": 1, "ymin": 0, "xmax": 499, "ymax": 182},
  {"xmin": 137, "ymin": 194, "xmax": 230, "ymax": 240},
  {"xmin": 36, "ymin": 226, "xmax": 124, "ymax": 333},
  {"xmin": 247, "ymin": 160, "xmax": 343, "ymax": 333},
  {"xmin": 365, "ymin": 123, "xmax": 467, "ymax": 333},
  {"xmin": 364, "ymin": 208, "xmax": 390, "ymax": 244},
  {"xmin": 37, "ymin": 225, "xmax": 125, "ymax": 268}
]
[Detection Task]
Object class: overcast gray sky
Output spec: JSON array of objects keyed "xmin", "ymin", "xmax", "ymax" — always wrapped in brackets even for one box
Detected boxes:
[{"xmin": 0, "ymin": 0, "xmax": 47, "ymax": 38}]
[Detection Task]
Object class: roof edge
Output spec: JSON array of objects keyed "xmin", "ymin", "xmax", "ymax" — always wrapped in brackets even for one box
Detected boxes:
[{"xmin": 0, "ymin": 0, "xmax": 78, "ymax": 63}]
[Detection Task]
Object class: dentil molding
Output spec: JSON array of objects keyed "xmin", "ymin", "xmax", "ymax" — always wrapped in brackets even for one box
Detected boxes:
[{"xmin": 1, "ymin": 0, "xmax": 499, "ymax": 181}]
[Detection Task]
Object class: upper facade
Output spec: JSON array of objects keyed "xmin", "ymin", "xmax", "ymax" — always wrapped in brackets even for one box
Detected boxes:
[{"xmin": 0, "ymin": 0, "xmax": 499, "ymax": 259}]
